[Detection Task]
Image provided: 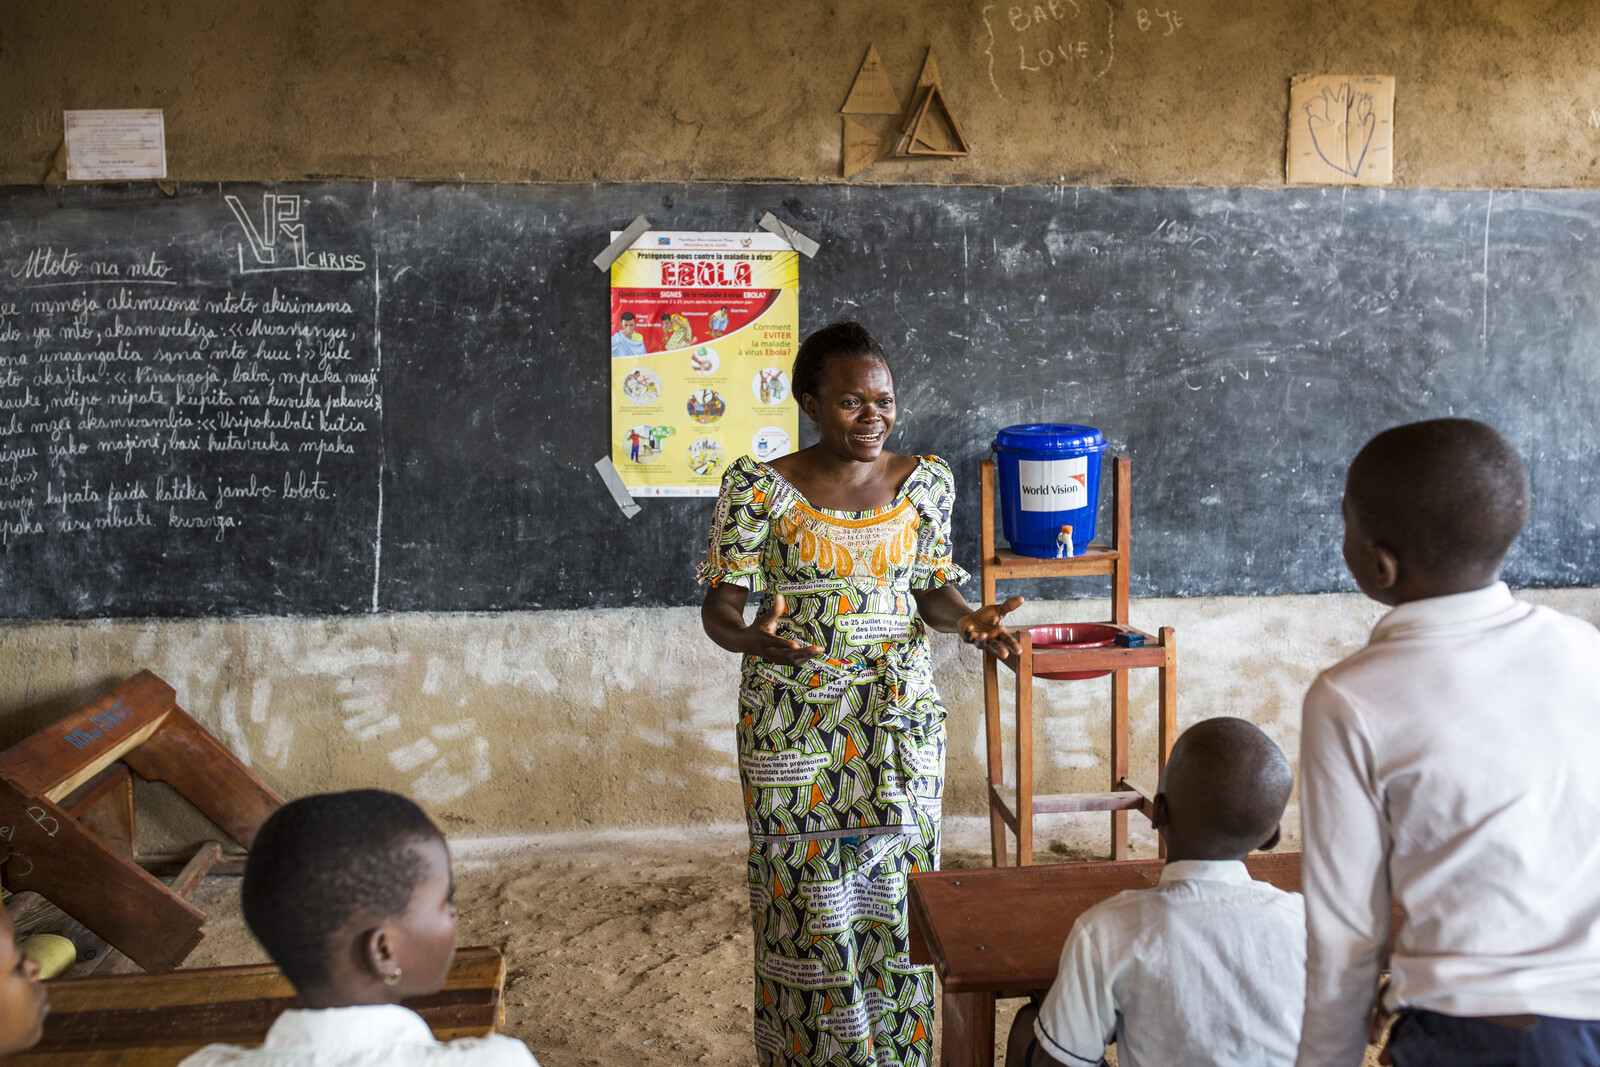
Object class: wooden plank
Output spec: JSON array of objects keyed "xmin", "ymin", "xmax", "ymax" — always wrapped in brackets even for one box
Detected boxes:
[
  {"xmin": 986, "ymin": 783, "xmax": 1019, "ymax": 833},
  {"xmin": 16, "ymin": 947, "xmax": 504, "ymax": 1064},
  {"xmin": 0, "ymin": 774, "xmax": 204, "ymax": 973},
  {"xmin": 991, "ymin": 785, "xmax": 1144, "ymax": 816},
  {"xmin": 4, "ymin": 890, "xmax": 44, "ymax": 920},
  {"xmin": 1111, "ymin": 456, "xmax": 1131, "ymax": 625},
  {"xmin": 939, "ymin": 990, "xmax": 994, "ymax": 1067},
  {"xmin": 61, "ymin": 764, "xmax": 136, "ymax": 857},
  {"xmin": 1110, "ymin": 667, "xmax": 1130, "ymax": 859},
  {"xmin": 908, "ymin": 853, "xmax": 1398, "ymax": 997},
  {"xmin": 979, "ymin": 460, "xmax": 997, "ymax": 608},
  {"xmin": 137, "ymin": 852, "xmax": 247, "ymax": 878},
  {"xmin": 0, "ymin": 671, "xmax": 175, "ymax": 802},
  {"xmin": 982, "ymin": 653, "xmax": 1007, "ymax": 866},
  {"xmin": 986, "ymin": 547, "xmax": 1118, "ymax": 581},
  {"xmin": 1015, "ymin": 635, "xmax": 1034, "ymax": 866},
  {"xmin": 1024, "ymin": 644, "xmax": 1167, "ymax": 674},
  {"xmin": 92, "ymin": 843, "xmax": 229, "ymax": 977},
  {"xmin": 120, "ymin": 705, "xmax": 284, "ymax": 850},
  {"xmin": 167, "ymin": 843, "xmax": 223, "ymax": 900}
]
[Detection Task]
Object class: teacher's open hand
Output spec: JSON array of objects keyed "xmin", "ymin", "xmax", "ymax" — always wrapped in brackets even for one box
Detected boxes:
[
  {"xmin": 957, "ymin": 595, "xmax": 1025, "ymax": 660},
  {"xmin": 745, "ymin": 593, "xmax": 825, "ymax": 666}
]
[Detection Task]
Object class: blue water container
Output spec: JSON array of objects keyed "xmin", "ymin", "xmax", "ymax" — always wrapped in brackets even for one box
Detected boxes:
[{"xmin": 993, "ymin": 424, "xmax": 1109, "ymax": 558}]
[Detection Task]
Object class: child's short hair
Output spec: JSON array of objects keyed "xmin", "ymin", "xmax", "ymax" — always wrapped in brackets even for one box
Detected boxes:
[
  {"xmin": 241, "ymin": 790, "xmax": 441, "ymax": 989},
  {"xmin": 1165, "ymin": 717, "xmax": 1293, "ymax": 854},
  {"xmin": 791, "ymin": 320, "xmax": 890, "ymax": 404},
  {"xmin": 1347, "ymin": 418, "xmax": 1529, "ymax": 578}
]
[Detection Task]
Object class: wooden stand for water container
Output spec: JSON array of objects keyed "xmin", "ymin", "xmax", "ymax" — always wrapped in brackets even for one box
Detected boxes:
[{"xmin": 979, "ymin": 456, "xmax": 1177, "ymax": 866}]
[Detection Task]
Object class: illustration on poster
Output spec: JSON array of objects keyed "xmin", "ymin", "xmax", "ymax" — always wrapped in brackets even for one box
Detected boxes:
[
  {"xmin": 709, "ymin": 305, "xmax": 731, "ymax": 337},
  {"xmin": 658, "ymin": 311, "xmax": 695, "ymax": 351},
  {"xmin": 611, "ymin": 311, "xmax": 647, "ymax": 359},
  {"xmin": 751, "ymin": 426, "xmax": 791, "ymax": 462},
  {"xmin": 623, "ymin": 424, "xmax": 673, "ymax": 463},
  {"xmin": 687, "ymin": 437, "xmax": 726, "ymax": 476},
  {"xmin": 690, "ymin": 346, "xmax": 721, "ymax": 375},
  {"xmin": 754, "ymin": 368, "xmax": 790, "ymax": 405},
  {"xmin": 687, "ymin": 388, "xmax": 726, "ymax": 424},
  {"xmin": 622, "ymin": 367, "xmax": 662, "ymax": 404}
]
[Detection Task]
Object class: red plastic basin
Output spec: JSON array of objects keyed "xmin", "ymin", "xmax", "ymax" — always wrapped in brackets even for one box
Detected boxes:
[{"xmin": 1027, "ymin": 623, "xmax": 1121, "ymax": 680}]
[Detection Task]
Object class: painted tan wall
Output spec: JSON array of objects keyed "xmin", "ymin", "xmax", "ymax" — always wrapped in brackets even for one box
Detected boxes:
[
  {"xmin": 3, "ymin": 588, "xmax": 1596, "ymax": 846},
  {"xmin": 3, "ymin": 3, "xmax": 1599, "ymax": 841},
  {"xmin": 4, "ymin": 1, "xmax": 1600, "ymax": 188}
]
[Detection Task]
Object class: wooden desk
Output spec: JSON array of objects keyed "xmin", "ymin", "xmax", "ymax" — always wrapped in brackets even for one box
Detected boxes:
[
  {"xmin": 13, "ymin": 945, "xmax": 506, "ymax": 1066},
  {"xmin": 909, "ymin": 853, "xmax": 1386, "ymax": 1067}
]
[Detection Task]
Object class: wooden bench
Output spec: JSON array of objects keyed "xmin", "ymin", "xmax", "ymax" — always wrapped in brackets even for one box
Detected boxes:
[
  {"xmin": 909, "ymin": 852, "xmax": 1404, "ymax": 1067},
  {"xmin": 10, "ymin": 945, "xmax": 508, "ymax": 1066},
  {"xmin": 0, "ymin": 670, "xmax": 284, "ymax": 973}
]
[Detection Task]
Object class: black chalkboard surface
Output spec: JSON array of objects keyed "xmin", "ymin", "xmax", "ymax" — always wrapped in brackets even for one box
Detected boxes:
[{"xmin": 1, "ymin": 182, "xmax": 1596, "ymax": 618}]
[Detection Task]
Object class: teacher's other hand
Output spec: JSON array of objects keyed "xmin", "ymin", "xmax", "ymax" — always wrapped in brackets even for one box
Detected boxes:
[
  {"xmin": 746, "ymin": 593, "xmax": 825, "ymax": 666},
  {"xmin": 958, "ymin": 595, "xmax": 1025, "ymax": 660}
]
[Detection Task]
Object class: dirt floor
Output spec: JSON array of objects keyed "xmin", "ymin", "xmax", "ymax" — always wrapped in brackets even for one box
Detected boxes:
[{"xmin": 181, "ymin": 820, "xmax": 1377, "ymax": 1067}]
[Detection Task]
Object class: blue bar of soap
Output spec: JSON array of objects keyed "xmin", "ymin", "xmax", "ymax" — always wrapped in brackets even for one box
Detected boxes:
[{"xmin": 1113, "ymin": 632, "xmax": 1145, "ymax": 648}]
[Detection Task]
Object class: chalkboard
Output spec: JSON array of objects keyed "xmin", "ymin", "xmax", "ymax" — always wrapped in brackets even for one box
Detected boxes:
[{"xmin": 2, "ymin": 182, "xmax": 1597, "ymax": 618}]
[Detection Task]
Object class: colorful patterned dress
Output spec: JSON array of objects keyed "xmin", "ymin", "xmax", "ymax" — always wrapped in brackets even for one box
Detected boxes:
[{"xmin": 697, "ymin": 454, "xmax": 970, "ymax": 1067}]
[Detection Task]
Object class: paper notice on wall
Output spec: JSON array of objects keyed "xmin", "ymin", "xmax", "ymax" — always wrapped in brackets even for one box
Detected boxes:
[
  {"xmin": 63, "ymin": 110, "xmax": 167, "ymax": 181},
  {"xmin": 609, "ymin": 231, "xmax": 799, "ymax": 497},
  {"xmin": 1286, "ymin": 76, "xmax": 1395, "ymax": 186}
]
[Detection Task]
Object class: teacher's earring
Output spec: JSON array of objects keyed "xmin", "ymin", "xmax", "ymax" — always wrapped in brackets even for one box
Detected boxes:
[{"xmin": 383, "ymin": 967, "xmax": 403, "ymax": 986}]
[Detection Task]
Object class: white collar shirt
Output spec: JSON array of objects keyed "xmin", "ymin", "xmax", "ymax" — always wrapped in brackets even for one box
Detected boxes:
[
  {"xmin": 177, "ymin": 1004, "xmax": 540, "ymax": 1067},
  {"xmin": 1034, "ymin": 859, "xmax": 1306, "ymax": 1067},
  {"xmin": 1296, "ymin": 583, "xmax": 1600, "ymax": 1067}
]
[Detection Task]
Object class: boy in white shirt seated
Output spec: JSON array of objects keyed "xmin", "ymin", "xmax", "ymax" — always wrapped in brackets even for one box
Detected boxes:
[
  {"xmin": 181, "ymin": 790, "xmax": 539, "ymax": 1066},
  {"xmin": 1297, "ymin": 419, "xmax": 1600, "ymax": 1067},
  {"xmin": 1006, "ymin": 716, "xmax": 1305, "ymax": 1067}
]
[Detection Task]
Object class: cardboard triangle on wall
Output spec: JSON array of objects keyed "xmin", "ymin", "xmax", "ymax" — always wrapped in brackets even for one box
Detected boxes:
[
  {"xmin": 902, "ymin": 48, "xmax": 943, "ymax": 132},
  {"xmin": 898, "ymin": 84, "xmax": 970, "ymax": 157},
  {"xmin": 841, "ymin": 44, "xmax": 902, "ymax": 115},
  {"xmin": 841, "ymin": 117, "xmax": 892, "ymax": 178}
]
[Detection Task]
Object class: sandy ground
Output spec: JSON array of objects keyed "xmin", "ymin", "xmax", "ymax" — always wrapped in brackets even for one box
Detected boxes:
[{"xmin": 182, "ymin": 819, "xmax": 1377, "ymax": 1067}]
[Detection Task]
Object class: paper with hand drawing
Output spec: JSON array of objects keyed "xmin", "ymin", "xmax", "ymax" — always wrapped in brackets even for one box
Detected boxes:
[{"xmin": 1287, "ymin": 76, "xmax": 1394, "ymax": 185}]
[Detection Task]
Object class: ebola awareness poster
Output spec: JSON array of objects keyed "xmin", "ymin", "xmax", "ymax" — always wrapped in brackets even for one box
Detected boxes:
[{"xmin": 609, "ymin": 231, "xmax": 799, "ymax": 497}]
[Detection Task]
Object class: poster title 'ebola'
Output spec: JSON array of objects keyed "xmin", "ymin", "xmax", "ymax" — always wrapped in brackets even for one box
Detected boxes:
[{"xmin": 660, "ymin": 260, "xmax": 754, "ymax": 287}]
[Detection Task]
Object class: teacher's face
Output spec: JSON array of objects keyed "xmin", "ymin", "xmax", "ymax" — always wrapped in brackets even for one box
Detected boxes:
[{"xmin": 805, "ymin": 356, "xmax": 895, "ymax": 463}]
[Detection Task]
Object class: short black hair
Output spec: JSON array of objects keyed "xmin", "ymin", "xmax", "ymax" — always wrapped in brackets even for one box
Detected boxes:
[
  {"xmin": 241, "ymin": 790, "xmax": 441, "ymax": 990},
  {"xmin": 1346, "ymin": 418, "xmax": 1528, "ymax": 581},
  {"xmin": 620, "ymin": 312, "xmax": 634, "ymax": 321},
  {"xmin": 790, "ymin": 320, "xmax": 890, "ymax": 405},
  {"xmin": 1161, "ymin": 717, "xmax": 1293, "ymax": 855}
]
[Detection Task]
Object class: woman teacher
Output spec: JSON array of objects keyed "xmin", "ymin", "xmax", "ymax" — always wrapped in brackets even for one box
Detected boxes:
[{"xmin": 698, "ymin": 321, "xmax": 1023, "ymax": 1067}]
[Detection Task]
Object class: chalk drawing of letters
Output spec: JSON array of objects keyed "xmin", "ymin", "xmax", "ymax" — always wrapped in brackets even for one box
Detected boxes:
[
  {"xmin": 223, "ymin": 193, "xmax": 365, "ymax": 275},
  {"xmin": 1304, "ymin": 82, "xmax": 1376, "ymax": 178}
]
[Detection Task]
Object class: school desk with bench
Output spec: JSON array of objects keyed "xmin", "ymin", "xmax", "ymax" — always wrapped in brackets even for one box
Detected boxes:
[{"xmin": 908, "ymin": 852, "xmax": 1404, "ymax": 1067}]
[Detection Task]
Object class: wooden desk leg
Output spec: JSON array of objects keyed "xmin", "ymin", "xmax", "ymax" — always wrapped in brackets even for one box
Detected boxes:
[
  {"xmin": 983, "ymin": 652, "xmax": 1006, "ymax": 867},
  {"xmin": 0, "ymin": 774, "xmax": 204, "ymax": 972},
  {"xmin": 1156, "ymin": 627, "xmax": 1177, "ymax": 861},
  {"xmin": 1110, "ymin": 669, "xmax": 1130, "ymax": 860},
  {"xmin": 1015, "ymin": 636, "xmax": 1034, "ymax": 868},
  {"xmin": 941, "ymin": 989, "xmax": 996, "ymax": 1067},
  {"xmin": 121, "ymin": 706, "xmax": 284, "ymax": 849}
]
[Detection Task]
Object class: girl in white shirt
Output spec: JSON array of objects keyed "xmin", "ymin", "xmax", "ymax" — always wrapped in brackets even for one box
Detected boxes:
[{"xmin": 181, "ymin": 789, "xmax": 538, "ymax": 1066}]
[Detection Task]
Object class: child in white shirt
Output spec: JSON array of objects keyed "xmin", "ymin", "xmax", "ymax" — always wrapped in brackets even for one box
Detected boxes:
[
  {"xmin": 181, "ymin": 790, "xmax": 539, "ymax": 1066},
  {"xmin": 1007, "ymin": 717, "xmax": 1306, "ymax": 1067},
  {"xmin": 1297, "ymin": 419, "xmax": 1600, "ymax": 1067}
]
